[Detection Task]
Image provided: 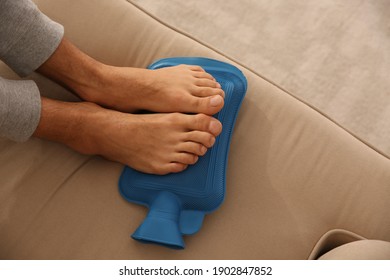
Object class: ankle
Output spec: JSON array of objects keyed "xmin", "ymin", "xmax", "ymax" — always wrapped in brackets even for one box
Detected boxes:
[
  {"xmin": 79, "ymin": 65, "xmax": 152, "ymax": 111},
  {"xmin": 66, "ymin": 102, "xmax": 109, "ymax": 155},
  {"xmin": 68, "ymin": 60, "xmax": 107, "ymax": 101}
]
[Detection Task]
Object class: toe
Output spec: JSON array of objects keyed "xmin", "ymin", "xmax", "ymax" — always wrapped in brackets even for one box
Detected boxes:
[
  {"xmin": 193, "ymin": 71, "xmax": 216, "ymax": 81},
  {"xmin": 190, "ymin": 114, "xmax": 222, "ymax": 136},
  {"xmin": 193, "ymin": 86, "xmax": 225, "ymax": 98},
  {"xmin": 188, "ymin": 65, "xmax": 205, "ymax": 72},
  {"xmin": 184, "ymin": 130, "xmax": 216, "ymax": 148},
  {"xmin": 178, "ymin": 142, "xmax": 207, "ymax": 156},
  {"xmin": 189, "ymin": 95, "xmax": 224, "ymax": 115},
  {"xmin": 194, "ymin": 78, "xmax": 221, "ymax": 89},
  {"xmin": 174, "ymin": 153, "xmax": 199, "ymax": 165},
  {"xmin": 191, "ymin": 86, "xmax": 225, "ymax": 98},
  {"xmin": 209, "ymin": 95, "xmax": 224, "ymax": 108},
  {"xmin": 166, "ymin": 163, "xmax": 188, "ymax": 174},
  {"xmin": 155, "ymin": 163, "xmax": 188, "ymax": 175}
]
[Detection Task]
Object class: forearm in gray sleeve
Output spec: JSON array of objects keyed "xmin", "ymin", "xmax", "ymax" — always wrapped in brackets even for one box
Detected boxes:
[
  {"xmin": 0, "ymin": 0, "xmax": 64, "ymax": 77},
  {"xmin": 0, "ymin": 77, "xmax": 41, "ymax": 142}
]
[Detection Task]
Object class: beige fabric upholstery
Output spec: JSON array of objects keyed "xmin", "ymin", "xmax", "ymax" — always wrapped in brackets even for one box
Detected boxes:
[
  {"xmin": 319, "ymin": 240, "xmax": 390, "ymax": 260},
  {"xmin": 0, "ymin": 0, "xmax": 389, "ymax": 259}
]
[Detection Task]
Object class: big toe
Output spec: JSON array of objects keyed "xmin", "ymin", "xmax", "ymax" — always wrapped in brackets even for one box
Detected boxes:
[
  {"xmin": 191, "ymin": 114, "xmax": 222, "ymax": 136},
  {"xmin": 191, "ymin": 95, "xmax": 224, "ymax": 115}
]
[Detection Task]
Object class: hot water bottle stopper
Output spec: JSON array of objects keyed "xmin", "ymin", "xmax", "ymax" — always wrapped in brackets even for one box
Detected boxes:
[{"xmin": 119, "ymin": 57, "xmax": 247, "ymax": 249}]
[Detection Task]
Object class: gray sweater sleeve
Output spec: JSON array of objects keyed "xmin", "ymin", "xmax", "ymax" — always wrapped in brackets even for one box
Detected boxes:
[
  {"xmin": 0, "ymin": 0, "xmax": 64, "ymax": 142},
  {"xmin": 0, "ymin": 77, "xmax": 41, "ymax": 141}
]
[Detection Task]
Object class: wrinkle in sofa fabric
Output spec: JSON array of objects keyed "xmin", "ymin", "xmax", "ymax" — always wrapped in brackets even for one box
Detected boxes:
[{"xmin": 0, "ymin": 0, "xmax": 389, "ymax": 259}]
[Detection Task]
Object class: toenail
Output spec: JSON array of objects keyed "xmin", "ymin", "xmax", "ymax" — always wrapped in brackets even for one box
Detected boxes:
[
  {"xmin": 210, "ymin": 95, "xmax": 223, "ymax": 107},
  {"xmin": 209, "ymin": 120, "xmax": 221, "ymax": 135},
  {"xmin": 210, "ymin": 137, "xmax": 216, "ymax": 146}
]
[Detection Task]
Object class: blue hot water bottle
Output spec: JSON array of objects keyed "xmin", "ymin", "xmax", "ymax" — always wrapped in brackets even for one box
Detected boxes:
[{"xmin": 119, "ymin": 57, "xmax": 247, "ymax": 249}]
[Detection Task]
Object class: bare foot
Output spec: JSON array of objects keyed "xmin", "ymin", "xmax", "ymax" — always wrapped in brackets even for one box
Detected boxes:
[
  {"xmin": 35, "ymin": 39, "xmax": 224, "ymax": 174},
  {"xmin": 35, "ymin": 98, "xmax": 222, "ymax": 175},
  {"xmin": 78, "ymin": 64, "xmax": 225, "ymax": 115},
  {"xmin": 79, "ymin": 108, "xmax": 222, "ymax": 174},
  {"xmin": 37, "ymin": 38, "xmax": 224, "ymax": 116}
]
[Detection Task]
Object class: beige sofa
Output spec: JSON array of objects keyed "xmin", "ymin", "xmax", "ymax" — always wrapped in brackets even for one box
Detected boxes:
[{"xmin": 0, "ymin": 0, "xmax": 389, "ymax": 260}]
